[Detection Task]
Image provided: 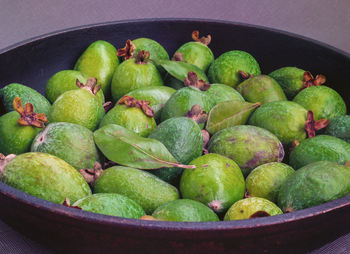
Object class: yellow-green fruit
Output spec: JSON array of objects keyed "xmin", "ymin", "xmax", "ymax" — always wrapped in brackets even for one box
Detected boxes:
[{"xmin": 224, "ymin": 197, "xmax": 283, "ymax": 221}]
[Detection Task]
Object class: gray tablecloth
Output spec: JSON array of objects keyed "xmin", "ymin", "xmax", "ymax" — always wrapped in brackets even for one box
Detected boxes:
[{"xmin": 0, "ymin": 0, "xmax": 349, "ymax": 253}]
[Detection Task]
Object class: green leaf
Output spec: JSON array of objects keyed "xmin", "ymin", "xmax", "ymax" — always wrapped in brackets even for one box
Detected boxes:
[
  {"xmin": 206, "ymin": 100, "xmax": 261, "ymax": 135},
  {"xmin": 94, "ymin": 124, "xmax": 195, "ymax": 170}
]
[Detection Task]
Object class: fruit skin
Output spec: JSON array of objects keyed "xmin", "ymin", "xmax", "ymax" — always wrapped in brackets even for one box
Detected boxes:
[
  {"xmin": 208, "ymin": 125, "xmax": 284, "ymax": 176},
  {"xmin": 246, "ymin": 162, "xmax": 295, "ymax": 203},
  {"xmin": 49, "ymin": 89, "xmax": 105, "ymax": 131},
  {"xmin": 74, "ymin": 40, "xmax": 119, "ymax": 96},
  {"xmin": 99, "ymin": 104, "xmax": 156, "ymax": 137},
  {"xmin": 0, "ymin": 152, "xmax": 91, "ymax": 204},
  {"xmin": 152, "ymin": 199, "xmax": 219, "ymax": 222},
  {"xmin": 111, "ymin": 58, "xmax": 163, "ymax": 101},
  {"xmin": 160, "ymin": 87, "xmax": 215, "ymax": 122},
  {"xmin": 180, "ymin": 153, "xmax": 245, "ymax": 213},
  {"xmin": 73, "ymin": 193, "xmax": 145, "ymax": 219},
  {"xmin": 206, "ymin": 83, "xmax": 245, "ymax": 105},
  {"xmin": 278, "ymin": 161, "xmax": 350, "ymax": 212},
  {"xmin": 236, "ymin": 75, "xmax": 287, "ymax": 104},
  {"xmin": 94, "ymin": 166, "xmax": 179, "ymax": 214},
  {"xmin": 268, "ymin": 67, "xmax": 305, "ymax": 99},
  {"xmin": 293, "ymin": 86, "xmax": 346, "ymax": 121},
  {"xmin": 124, "ymin": 86, "xmax": 176, "ymax": 121},
  {"xmin": 45, "ymin": 70, "xmax": 105, "ymax": 105},
  {"xmin": 0, "ymin": 83, "xmax": 51, "ymax": 115},
  {"xmin": 208, "ymin": 50, "xmax": 261, "ymax": 88},
  {"xmin": 224, "ymin": 197, "xmax": 283, "ymax": 221},
  {"xmin": 248, "ymin": 101, "xmax": 308, "ymax": 145},
  {"xmin": 31, "ymin": 122, "xmax": 100, "ymax": 170},
  {"xmin": 0, "ymin": 111, "xmax": 42, "ymax": 155},
  {"xmin": 174, "ymin": 41, "xmax": 214, "ymax": 72},
  {"xmin": 148, "ymin": 117, "xmax": 203, "ymax": 183},
  {"xmin": 325, "ymin": 115, "xmax": 350, "ymax": 142},
  {"xmin": 289, "ymin": 135, "xmax": 350, "ymax": 169}
]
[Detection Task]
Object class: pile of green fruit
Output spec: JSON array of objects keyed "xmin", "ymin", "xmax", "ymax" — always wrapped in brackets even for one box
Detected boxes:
[{"xmin": 1, "ymin": 30, "xmax": 350, "ymax": 222}]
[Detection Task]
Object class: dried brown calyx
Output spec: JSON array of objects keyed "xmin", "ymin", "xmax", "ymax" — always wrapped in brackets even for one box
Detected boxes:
[
  {"xmin": 0, "ymin": 153, "xmax": 16, "ymax": 175},
  {"xmin": 13, "ymin": 97, "xmax": 48, "ymax": 128},
  {"xmin": 238, "ymin": 70, "xmax": 255, "ymax": 80},
  {"xmin": 304, "ymin": 111, "xmax": 329, "ymax": 138},
  {"xmin": 117, "ymin": 39, "xmax": 135, "ymax": 60},
  {"xmin": 192, "ymin": 30, "xmax": 211, "ymax": 46},
  {"xmin": 62, "ymin": 198, "xmax": 82, "ymax": 210},
  {"xmin": 172, "ymin": 52, "xmax": 184, "ymax": 62},
  {"xmin": 186, "ymin": 105, "xmax": 208, "ymax": 124},
  {"xmin": 184, "ymin": 71, "xmax": 210, "ymax": 91},
  {"xmin": 118, "ymin": 95, "xmax": 154, "ymax": 117},
  {"xmin": 134, "ymin": 50, "xmax": 150, "ymax": 64},
  {"xmin": 249, "ymin": 211, "xmax": 271, "ymax": 218},
  {"xmin": 103, "ymin": 101, "xmax": 113, "ymax": 113},
  {"xmin": 201, "ymin": 129, "xmax": 210, "ymax": 155},
  {"xmin": 76, "ymin": 77, "xmax": 101, "ymax": 95},
  {"xmin": 244, "ymin": 189, "xmax": 252, "ymax": 198},
  {"xmin": 79, "ymin": 162, "xmax": 104, "ymax": 187},
  {"xmin": 300, "ymin": 71, "xmax": 326, "ymax": 92}
]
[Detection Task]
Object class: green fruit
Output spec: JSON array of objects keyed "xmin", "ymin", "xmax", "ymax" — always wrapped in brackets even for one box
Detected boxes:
[
  {"xmin": 31, "ymin": 122, "xmax": 100, "ymax": 170},
  {"xmin": 278, "ymin": 161, "xmax": 350, "ymax": 212},
  {"xmin": 152, "ymin": 199, "xmax": 219, "ymax": 222},
  {"xmin": 236, "ymin": 75, "xmax": 287, "ymax": 104},
  {"xmin": 268, "ymin": 67, "xmax": 305, "ymax": 99},
  {"xmin": 148, "ymin": 117, "xmax": 203, "ymax": 183},
  {"xmin": 125, "ymin": 86, "xmax": 176, "ymax": 121},
  {"xmin": 132, "ymin": 38, "xmax": 169, "ymax": 62},
  {"xmin": 325, "ymin": 115, "xmax": 350, "ymax": 142},
  {"xmin": 0, "ymin": 83, "xmax": 51, "ymax": 115},
  {"xmin": 248, "ymin": 101, "xmax": 308, "ymax": 145},
  {"xmin": 289, "ymin": 135, "xmax": 350, "ymax": 169},
  {"xmin": 73, "ymin": 193, "xmax": 145, "ymax": 219},
  {"xmin": 45, "ymin": 70, "xmax": 105, "ymax": 104},
  {"xmin": 246, "ymin": 162, "xmax": 295, "ymax": 203},
  {"xmin": 49, "ymin": 87, "xmax": 104, "ymax": 131},
  {"xmin": 74, "ymin": 40, "xmax": 119, "ymax": 96},
  {"xmin": 206, "ymin": 83, "xmax": 245, "ymax": 105},
  {"xmin": 99, "ymin": 104, "xmax": 156, "ymax": 137},
  {"xmin": 224, "ymin": 197, "xmax": 283, "ymax": 221},
  {"xmin": 208, "ymin": 125, "xmax": 284, "ymax": 176},
  {"xmin": 111, "ymin": 56, "xmax": 163, "ymax": 101},
  {"xmin": 208, "ymin": 50, "xmax": 261, "ymax": 88},
  {"xmin": 0, "ymin": 152, "xmax": 91, "ymax": 204},
  {"xmin": 94, "ymin": 166, "xmax": 179, "ymax": 214},
  {"xmin": 293, "ymin": 86, "xmax": 346, "ymax": 121},
  {"xmin": 180, "ymin": 153, "xmax": 245, "ymax": 213}
]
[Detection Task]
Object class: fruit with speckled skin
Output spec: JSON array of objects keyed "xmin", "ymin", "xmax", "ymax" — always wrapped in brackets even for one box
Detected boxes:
[
  {"xmin": 236, "ymin": 75, "xmax": 287, "ymax": 104},
  {"xmin": 94, "ymin": 166, "xmax": 179, "ymax": 214},
  {"xmin": 248, "ymin": 101, "xmax": 308, "ymax": 145},
  {"xmin": 289, "ymin": 135, "xmax": 350, "ymax": 169},
  {"xmin": 45, "ymin": 70, "xmax": 105, "ymax": 104},
  {"xmin": 206, "ymin": 84, "xmax": 245, "ymax": 105},
  {"xmin": 208, "ymin": 125, "xmax": 284, "ymax": 176},
  {"xmin": 31, "ymin": 122, "xmax": 100, "ymax": 170},
  {"xmin": 74, "ymin": 40, "xmax": 119, "ymax": 96},
  {"xmin": 73, "ymin": 193, "xmax": 145, "ymax": 219},
  {"xmin": 152, "ymin": 199, "xmax": 219, "ymax": 222},
  {"xmin": 224, "ymin": 197, "xmax": 283, "ymax": 221},
  {"xmin": 268, "ymin": 67, "xmax": 305, "ymax": 99},
  {"xmin": 180, "ymin": 153, "xmax": 245, "ymax": 213},
  {"xmin": 208, "ymin": 50, "xmax": 261, "ymax": 88},
  {"xmin": 0, "ymin": 152, "xmax": 91, "ymax": 204},
  {"xmin": 246, "ymin": 162, "xmax": 295, "ymax": 203},
  {"xmin": 293, "ymin": 86, "xmax": 346, "ymax": 121},
  {"xmin": 278, "ymin": 161, "xmax": 350, "ymax": 212},
  {"xmin": 99, "ymin": 104, "xmax": 156, "ymax": 137},
  {"xmin": 325, "ymin": 115, "xmax": 350, "ymax": 142},
  {"xmin": 0, "ymin": 83, "xmax": 51, "ymax": 115}
]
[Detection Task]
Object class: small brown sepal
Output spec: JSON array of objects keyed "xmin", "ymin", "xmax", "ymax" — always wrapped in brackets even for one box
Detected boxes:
[
  {"xmin": 238, "ymin": 70, "xmax": 254, "ymax": 80},
  {"xmin": 103, "ymin": 101, "xmax": 113, "ymax": 113},
  {"xmin": 249, "ymin": 211, "xmax": 271, "ymax": 218},
  {"xmin": 192, "ymin": 30, "xmax": 211, "ymax": 46},
  {"xmin": 305, "ymin": 111, "xmax": 329, "ymax": 138},
  {"xmin": 118, "ymin": 95, "xmax": 154, "ymax": 117},
  {"xmin": 184, "ymin": 71, "xmax": 210, "ymax": 91},
  {"xmin": 62, "ymin": 198, "xmax": 82, "ymax": 210},
  {"xmin": 300, "ymin": 71, "xmax": 326, "ymax": 91},
  {"xmin": 117, "ymin": 39, "xmax": 135, "ymax": 60},
  {"xmin": 201, "ymin": 130, "xmax": 210, "ymax": 155},
  {"xmin": 79, "ymin": 162, "xmax": 104, "ymax": 187},
  {"xmin": 244, "ymin": 189, "xmax": 252, "ymax": 198},
  {"xmin": 186, "ymin": 105, "xmax": 208, "ymax": 124},
  {"xmin": 76, "ymin": 77, "xmax": 101, "ymax": 95},
  {"xmin": 135, "ymin": 50, "xmax": 150, "ymax": 64},
  {"xmin": 172, "ymin": 52, "xmax": 184, "ymax": 62},
  {"xmin": 13, "ymin": 97, "xmax": 48, "ymax": 128}
]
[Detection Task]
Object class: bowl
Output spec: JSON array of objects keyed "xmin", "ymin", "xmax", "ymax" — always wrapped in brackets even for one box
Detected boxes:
[{"xmin": 0, "ymin": 18, "xmax": 350, "ymax": 253}]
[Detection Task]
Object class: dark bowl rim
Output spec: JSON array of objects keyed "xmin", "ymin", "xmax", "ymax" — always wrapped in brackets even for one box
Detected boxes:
[{"xmin": 1, "ymin": 18, "xmax": 350, "ymax": 233}]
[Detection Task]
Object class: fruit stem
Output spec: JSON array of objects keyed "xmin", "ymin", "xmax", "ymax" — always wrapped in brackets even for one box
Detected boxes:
[
  {"xmin": 184, "ymin": 71, "xmax": 210, "ymax": 91},
  {"xmin": 13, "ymin": 97, "xmax": 48, "ymax": 128},
  {"xmin": 118, "ymin": 95, "xmax": 154, "ymax": 117},
  {"xmin": 192, "ymin": 30, "xmax": 211, "ymax": 46}
]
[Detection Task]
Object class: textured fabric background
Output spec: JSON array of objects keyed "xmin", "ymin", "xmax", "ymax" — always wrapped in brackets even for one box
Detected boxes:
[{"xmin": 0, "ymin": 0, "xmax": 349, "ymax": 253}]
